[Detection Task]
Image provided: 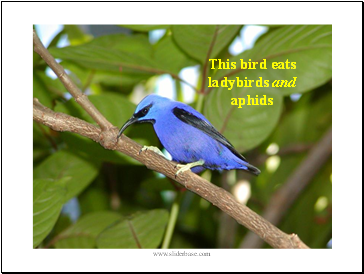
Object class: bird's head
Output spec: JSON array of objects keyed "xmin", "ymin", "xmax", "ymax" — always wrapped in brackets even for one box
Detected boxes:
[{"xmin": 117, "ymin": 94, "xmax": 170, "ymax": 138}]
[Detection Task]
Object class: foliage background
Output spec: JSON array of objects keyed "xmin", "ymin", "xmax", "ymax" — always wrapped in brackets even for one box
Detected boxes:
[{"xmin": 33, "ymin": 25, "xmax": 332, "ymax": 249}]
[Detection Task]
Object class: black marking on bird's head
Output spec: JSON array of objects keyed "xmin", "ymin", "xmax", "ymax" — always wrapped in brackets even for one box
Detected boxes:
[
  {"xmin": 117, "ymin": 103, "xmax": 155, "ymax": 138},
  {"xmin": 134, "ymin": 103, "xmax": 153, "ymax": 119}
]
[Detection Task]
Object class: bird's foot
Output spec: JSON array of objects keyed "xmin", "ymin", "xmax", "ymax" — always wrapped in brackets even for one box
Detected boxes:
[
  {"xmin": 175, "ymin": 160, "xmax": 205, "ymax": 177},
  {"xmin": 139, "ymin": 146, "xmax": 165, "ymax": 158}
]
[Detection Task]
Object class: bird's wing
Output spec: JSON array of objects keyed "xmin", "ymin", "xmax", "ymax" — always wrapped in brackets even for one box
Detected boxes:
[{"xmin": 172, "ymin": 107, "xmax": 247, "ymax": 161}]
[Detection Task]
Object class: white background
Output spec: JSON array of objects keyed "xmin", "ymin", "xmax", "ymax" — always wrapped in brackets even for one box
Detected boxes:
[{"xmin": 1, "ymin": 1, "xmax": 363, "ymax": 272}]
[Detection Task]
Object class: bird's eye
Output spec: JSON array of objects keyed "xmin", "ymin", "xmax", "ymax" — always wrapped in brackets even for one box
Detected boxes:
[
  {"xmin": 142, "ymin": 108, "xmax": 148, "ymax": 114},
  {"xmin": 135, "ymin": 103, "xmax": 153, "ymax": 118}
]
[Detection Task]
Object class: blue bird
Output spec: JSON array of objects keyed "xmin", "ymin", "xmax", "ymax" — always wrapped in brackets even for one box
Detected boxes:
[{"xmin": 117, "ymin": 94, "xmax": 260, "ymax": 176}]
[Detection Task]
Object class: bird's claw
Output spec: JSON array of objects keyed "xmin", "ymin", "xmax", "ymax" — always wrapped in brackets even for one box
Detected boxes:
[
  {"xmin": 174, "ymin": 160, "xmax": 205, "ymax": 178},
  {"xmin": 175, "ymin": 164, "xmax": 191, "ymax": 176},
  {"xmin": 139, "ymin": 146, "xmax": 165, "ymax": 157}
]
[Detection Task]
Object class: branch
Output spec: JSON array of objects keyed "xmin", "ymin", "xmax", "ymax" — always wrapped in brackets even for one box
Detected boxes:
[
  {"xmin": 33, "ymin": 98, "xmax": 308, "ymax": 249},
  {"xmin": 200, "ymin": 25, "xmax": 219, "ymax": 94},
  {"xmin": 217, "ymin": 171, "xmax": 238, "ymax": 248},
  {"xmin": 33, "ymin": 30, "xmax": 309, "ymax": 249},
  {"xmin": 240, "ymin": 128, "xmax": 332, "ymax": 248},
  {"xmin": 33, "ymin": 29, "xmax": 114, "ymax": 131},
  {"xmin": 254, "ymin": 143, "xmax": 314, "ymax": 166}
]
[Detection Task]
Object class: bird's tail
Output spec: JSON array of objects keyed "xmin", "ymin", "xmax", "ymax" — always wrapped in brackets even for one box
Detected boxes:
[{"xmin": 245, "ymin": 163, "xmax": 261, "ymax": 176}]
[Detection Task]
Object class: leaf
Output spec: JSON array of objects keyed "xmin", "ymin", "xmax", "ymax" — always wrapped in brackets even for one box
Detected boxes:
[
  {"xmin": 136, "ymin": 177, "xmax": 175, "ymax": 207},
  {"xmin": 215, "ymin": 25, "xmax": 332, "ymax": 96},
  {"xmin": 121, "ymin": 25, "xmax": 169, "ymax": 32},
  {"xmin": 78, "ymin": 186, "xmax": 110, "ymax": 215},
  {"xmin": 87, "ymin": 33, "xmax": 153, "ymax": 59},
  {"xmin": 88, "ymin": 93, "xmax": 137, "ymax": 125},
  {"xmin": 33, "ymin": 150, "xmax": 99, "ymax": 201},
  {"xmin": 172, "ymin": 25, "xmax": 241, "ymax": 63},
  {"xmin": 59, "ymin": 132, "xmax": 142, "ymax": 165},
  {"xmin": 52, "ymin": 214, "xmax": 73, "ymax": 236},
  {"xmin": 62, "ymin": 25, "xmax": 92, "ymax": 46},
  {"xmin": 204, "ymin": 88, "xmax": 283, "ymax": 152},
  {"xmin": 33, "ymin": 122, "xmax": 53, "ymax": 164},
  {"xmin": 268, "ymin": 87, "xmax": 332, "ymax": 148},
  {"xmin": 93, "ymin": 70, "xmax": 150, "ymax": 92},
  {"xmin": 204, "ymin": 25, "xmax": 332, "ymax": 151},
  {"xmin": 140, "ymin": 177, "xmax": 174, "ymax": 193},
  {"xmin": 253, "ymin": 88, "xmax": 332, "ymax": 200},
  {"xmin": 33, "ymin": 179, "xmax": 66, "ymax": 248},
  {"xmin": 49, "ymin": 42, "xmax": 157, "ymax": 74},
  {"xmin": 59, "ymin": 60, "xmax": 92, "ymax": 89},
  {"xmin": 279, "ymin": 161, "xmax": 332, "ymax": 248},
  {"xmin": 48, "ymin": 34, "xmax": 159, "ymax": 75},
  {"xmin": 53, "ymin": 93, "xmax": 142, "ymax": 165},
  {"xmin": 96, "ymin": 209, "xmax": 169, "ymax": 248},
  {"xmin": 153, "ymin": 35, "xmax": 197, "ymax": 74},
  {"xmin": 60, "ymin": 60, "xmax": 151, "ymax": 93},
  {"xmin": 49, "ymin": 31, "xmax": 195, "ymax": 78},
  {"xmin": 33, "ymin": 72, "xmax": 53, "ymax": 108},
  {"xmin": 54, "ymin": 211, "xmax": 121, "ymax": 248},
  {"xmin": 55, "ymin": 92, "xmax": 136, "ymax": 126},
  {"xmin": 47, "ymin": 28, "xmax": 66, "ymax": 49},
  {"xmin": 37, "ymin": 71, "xmax": 69, "ymax": 95}
]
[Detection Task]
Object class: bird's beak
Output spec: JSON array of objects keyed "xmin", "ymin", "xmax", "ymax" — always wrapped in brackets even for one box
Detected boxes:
[{"xmin": 117, "ymin": 116, "xmax": 138, "ymax": 139}]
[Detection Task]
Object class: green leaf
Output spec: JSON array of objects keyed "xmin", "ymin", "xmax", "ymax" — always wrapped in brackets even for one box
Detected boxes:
[
  {"xmin": 33, "ymin": 179, "xmax": 66, "ymax": 248},
  {"xmin": 215, "ymin": 25, "xmax": 332, "ymax": 96},
  {"xmin": 154, "ymin": 35, "xmax": 197, "ymax": 74},
  {"xmin": 59, "ymin": 132, "xmax": 141, "ymax": 165},
  {"xmin": 54, "ymin": 211, "xmax": 121, "ymax": 248},
  {"xmin": 269, "ymin": 88, "xmax": 332, "ymax": 147},
  {"xmin": 93, "ymin": 70, "xmax": 150, "ymax": 92},
  {"xmin": 279, "ymin": 161, "xmax": 332, "ymax": 248},
  {"xmin": 33, "ymin": 122, "xmax": 53, "ymax": 165},
  {"xmin": 136, "ymin": 177, "xmax": 175, "ymax": 207},
  {"xmin": 52, "ymin": 214, "xmax": 73, "ymax": 236},
  {"xmin": 53, "ymin": 93, "xmax": 141, "ymax": 165},
  {"xmin": 49, "ymin": 33, "xmax": 161, "ymax": 75},
  {"xmin": 37, "ymin": 72, "xmax": 69, "ymax": 96},
  {"xmin": 96, "ymin": 209, "xmax": 169, "ymax": 248},
  {"xmin": 33, "ymin": 150, "xmax": 99, "ymax": 201},
  {"xmin": 50, "ymin": 34, "xmax": 155, "ymax": 92},
  {"xmin": 63, "ymin": 25, "xmax": 92, "ymax": 46},
  {"xmin": 49, "ymin": 43, "xmax": 157, "ymax": 74},
  {"xmin": 47, "ymin": 28, "xmax": 66, "ymax": 49},
  {"xmin": 33, "ymin": 72, "xmax": 53, "ymax": 108},
  {"xmin": 121, "ymin": 25, "xmax": 169, "ymax": 32},
  {"xmin": 88, "ymin": 33, "xmax": 153, "ymax": 59},
  {"xmin": 59, "ymin": 61, "xmax": 92, "ymax": 89},
  {"xmin": 60, "ymin": 60, "xmax": 150, "ymax": 94},
  {"xmin": 54, "ymin": 92, "xmax": 136, "ymax": 126},
  {"xmin": 78, "ymin": 186, "xmax": 110, "ymax": 215},
  {"xmin": 49, "ymin": 32, "xmax": 194, "ymax": 77},
  {"xmin": 204, "ymin": 25, "xmax": 332, "ymax": 151},
  {"xmin": 252, "ymin": 88, "xmax": 332, "ymax": 200},
  {"xmin": 140, "ymin": 177, "xmax": 174, "ymax": 193},
  {"xmin": 172, "ymin": 25, "xmax": 241, "ymax": 63},
  {"xmin": 204, "ymin": 88, "xmax": 283, "ymax": 152}
]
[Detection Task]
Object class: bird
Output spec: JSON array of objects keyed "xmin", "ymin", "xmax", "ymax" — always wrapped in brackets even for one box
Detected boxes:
[{"xmin": 117, "ymin": 94, "xmax": 260, "ymax": 176}]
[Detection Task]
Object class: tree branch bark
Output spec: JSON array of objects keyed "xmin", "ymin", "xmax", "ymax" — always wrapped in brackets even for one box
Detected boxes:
[
  {"xmin": 240, "ymin": 128, "xmax": 332, "ymax": 248},
  {"xmin": 33, "ymin": 29, "xmax": 114, "ymax": 132},
  {"xmin": 33, "ymin": 30, "xmax": 309, "ymax": 249}
]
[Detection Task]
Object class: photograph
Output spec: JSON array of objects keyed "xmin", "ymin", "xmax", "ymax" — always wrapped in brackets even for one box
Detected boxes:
[{"xmin": 32, "ymin": 24, "xmax": 332, "ymax": 250}]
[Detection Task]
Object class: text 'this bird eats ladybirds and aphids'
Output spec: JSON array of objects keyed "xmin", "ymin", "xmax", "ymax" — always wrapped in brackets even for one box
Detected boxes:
[{"xmin": 208, "ymin": 59, "xmax": 298, "ymax": 107}]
